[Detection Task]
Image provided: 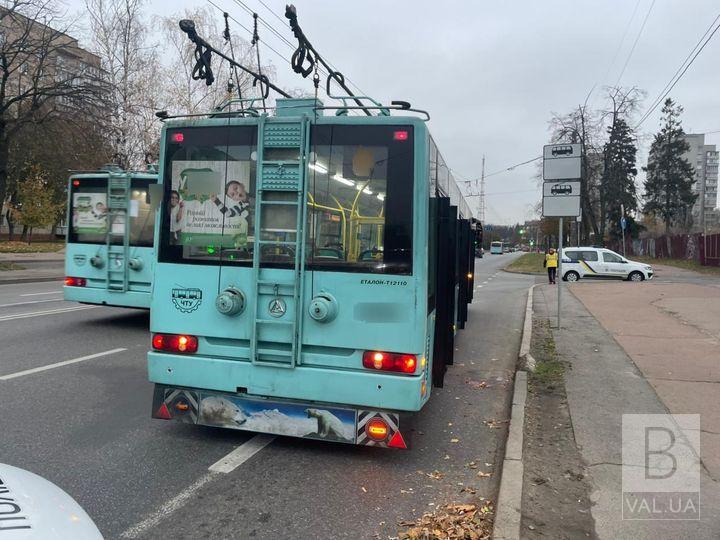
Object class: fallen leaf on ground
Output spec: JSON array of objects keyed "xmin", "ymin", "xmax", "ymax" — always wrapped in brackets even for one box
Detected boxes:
[
  {"xmin": 425, "ymin": 470, "xmax": 444, "ymax": 480},
  {"xmin": 361, "ymin": 486, "xmax": 367, "ymax": 493},
  {"xmin": 460, "ymin": 486, "xmax": 477, "ymax": 494},
  {"xmin": 450, "ymin": 438, "xmax": 460, "ymax": 443},
  {"xmin": 466, "ymin": 379, "xmax": 488, "ymax": 389},
  {"xmin": 477, "ymin": 471, "xmax": 492, "ymax": 478},
  {"xmin": 467, "ymin": 461, "xmax": 478, "ymax": 469},
  {"xmin": 398, "ymin": 503, "xmax": 493, "ymax": 540}
]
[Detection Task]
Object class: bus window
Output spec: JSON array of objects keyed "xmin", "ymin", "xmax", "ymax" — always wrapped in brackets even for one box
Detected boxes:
[
  {"xmin": 127, "ymin": 179, "xmax": 155, "ymax": 247},
  {"xmin": 306, "ymin": 125, "xmax": 414, "ymax": 274},
  {"xmin": 69, "ymin": 178, "xmax": 107, "ymax": 244},
  {"xmin": 159, "ymin": 126, "xmax": 258, "ymax": 265},
  {"xmin": 68, "ymin": 177, "xmax": 155, "ymax": 247}
]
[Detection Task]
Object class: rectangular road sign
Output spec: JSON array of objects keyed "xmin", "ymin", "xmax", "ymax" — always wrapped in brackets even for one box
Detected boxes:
[
  {"xmin": 543, "ymin": 180, "xmax": 581, "ymax": 198},
  {"xmin": 543, "ymin": 195, "xmax": 581, "ymax": 217},
  {"xmin": 543, "ymin": 143, "xmax": 582, "ymax": 180},
  {"xmin": 543, "ymin": 181, "xmax": 581, "ymax": 217}
]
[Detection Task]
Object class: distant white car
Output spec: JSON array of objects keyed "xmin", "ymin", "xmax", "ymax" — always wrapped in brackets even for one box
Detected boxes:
[{"xmin": 561, "ymin": 247, "xmax": 653, "ymax": 282}]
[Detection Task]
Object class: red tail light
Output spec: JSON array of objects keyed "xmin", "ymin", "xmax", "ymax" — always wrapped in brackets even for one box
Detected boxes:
[
  {"xmin": 64, "ymin": 276, "xmax": 86, "ymax": 287},
  {"xmin": 171, "ymin": 132, "xmax": 184, "ymax": 143},
  {"xmin": 393, "ymin": 130, "xmax": 409, "ymax": 141},
  {"xmin": 152, "ymin": 333, "xmax": 198, "ymax": 354},
  {"xmin": 362, "ymin": 351, "xmax": 417, "ymax": 374}
]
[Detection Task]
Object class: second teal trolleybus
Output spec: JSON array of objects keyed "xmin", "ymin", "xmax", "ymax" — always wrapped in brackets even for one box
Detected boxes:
[
  {"xmin": 64, "ymin": 169, "xmax": 158, "ymax": 309},
  {"xmin": 148, "ymin": 98, "xmax": 476, "ymax": 448}
]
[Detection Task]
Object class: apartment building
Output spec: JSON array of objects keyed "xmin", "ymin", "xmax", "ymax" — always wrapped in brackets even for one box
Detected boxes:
[{"xmin": 682, "ymin": 134, "xmax": 719, "ymax": 231}]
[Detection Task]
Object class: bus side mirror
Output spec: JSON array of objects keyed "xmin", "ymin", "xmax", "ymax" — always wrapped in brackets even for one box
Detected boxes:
[{"xmin": 148, "ymin": 184, "xmax": 164, "ymax": 211}]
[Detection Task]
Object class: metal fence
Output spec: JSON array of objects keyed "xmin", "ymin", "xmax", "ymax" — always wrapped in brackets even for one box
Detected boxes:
[{"xmin": 610, "ymin": 233, "xmax": 720, "ymax": 267}]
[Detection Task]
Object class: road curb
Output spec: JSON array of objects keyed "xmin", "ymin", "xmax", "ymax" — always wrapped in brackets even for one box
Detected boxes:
[
  {"xmin": 0, "ymin": 276, "xmax": 64, "ymax": 285},
  {"xmin": 501, "ymin": 268, "xmax": 543, "ymax": 276},
  {"xmin": 493, "ymin": 284, "xmax": 535, "ymax": 540}
]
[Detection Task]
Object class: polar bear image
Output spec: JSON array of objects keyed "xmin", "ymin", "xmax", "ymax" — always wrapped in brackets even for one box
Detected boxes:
[
  {"xmin": 305, "ymin": 408, "xmax": 351, "ymax": 441},
  {"xmin": 199, "ymin": 396, "xmax": 248, "ymax": 428}
]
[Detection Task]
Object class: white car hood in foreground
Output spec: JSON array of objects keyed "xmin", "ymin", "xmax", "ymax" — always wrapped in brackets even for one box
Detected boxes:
[{"xmin": 0, "ymin": 464, "xmax": 102, "ymax": 539}]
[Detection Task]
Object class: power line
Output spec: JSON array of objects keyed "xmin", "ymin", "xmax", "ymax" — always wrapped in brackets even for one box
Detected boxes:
[
  {"xmin": 636, "ymin": 14, "xmax": 720, "ymax": 128},
  {"xmin": 236, "ymin": 0, "xmax": 370, "ymax": 98},
  {"xmin": 207, "ymin": 0, "xmax": 331, "ymax": 101},
  {"xmin": 484, "ymin": 156, "xmax": 542, "ymax": 178},
  {"xmin": 615, "ymin": 0, "xmax": 656, "ymax": 87},
  {"xmin": 601, "ymin": 0, "xmax": 641, "ymax": 85}
]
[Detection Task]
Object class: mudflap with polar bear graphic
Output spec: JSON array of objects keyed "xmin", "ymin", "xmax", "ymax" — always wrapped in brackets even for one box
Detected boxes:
[
  {"xmin": 152, "ymin": 384, "xmax": 357, "ymax": 444},
  {"xmin": 152, "ymin": 384, "xmax": 410, "ymax": 448}
]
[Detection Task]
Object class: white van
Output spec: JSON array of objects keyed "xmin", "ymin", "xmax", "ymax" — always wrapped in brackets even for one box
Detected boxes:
[{"xmin": 561, "ymin": 247, "xmax": 653, "ymax": 282}]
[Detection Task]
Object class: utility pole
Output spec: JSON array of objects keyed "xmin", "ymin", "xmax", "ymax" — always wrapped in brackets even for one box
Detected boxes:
[{"xmin": 479, "ymin": 155, "xmax": 486, "ymax": 222}]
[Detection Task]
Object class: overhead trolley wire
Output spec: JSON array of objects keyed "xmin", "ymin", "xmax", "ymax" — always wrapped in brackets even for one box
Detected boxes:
[
  {"xmin": 241, "ymin": 0, "xmax": 370, "ymax": 98},
  {"xmin": 636, "ymin": 12, "xmax": 720, "ymax": 128},
  {"xmin": 614, "ymin": 0, "xmax": 656, "ymax": 87},
  {"xmin": 208, "ymin": 0, "xmax": 348, "ymax": 107}
]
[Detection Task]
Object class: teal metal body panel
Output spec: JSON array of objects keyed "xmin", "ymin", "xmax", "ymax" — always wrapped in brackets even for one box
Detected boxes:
[
  {"xmin": 149, "ymin": 108, "xmax": 433, "ymax": 415},
  {"xmin": 64, "ymin": 172, "xmax": 157, "ymax": 309}
]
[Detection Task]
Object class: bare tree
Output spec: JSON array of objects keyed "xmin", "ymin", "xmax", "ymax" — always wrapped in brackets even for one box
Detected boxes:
[
  {"xmin": 549, "ymin": 105, "xmax": 603, "ymax": 244},
  {"xmin": 85, "ymin": 0, "xmax": 160, "ymax": 168},
  {"xmin": 0, "ymin": 0, "xmax": 105, "ymax": 213}
]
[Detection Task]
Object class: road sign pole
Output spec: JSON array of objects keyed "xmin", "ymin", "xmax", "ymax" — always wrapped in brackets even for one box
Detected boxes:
[
  {"xmin": 620, "ymin": 204, "xmax": 626, "ymax": 257},
  {"xmin": 557, "ymin": 217, "xmax": 563, "ymax": 329}
]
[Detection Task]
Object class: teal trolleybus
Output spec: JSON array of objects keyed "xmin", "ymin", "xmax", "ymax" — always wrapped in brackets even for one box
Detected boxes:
[
  {"xmin": 149, "ymin": 99, "xmax": 476, "ymax": 448},
  {"xmin": 64, "ymin": 170, "xmax": 158, "ymax": 309}
]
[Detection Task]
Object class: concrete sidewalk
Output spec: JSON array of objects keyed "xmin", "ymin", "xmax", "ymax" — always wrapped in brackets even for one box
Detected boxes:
[
  {"xmin": 534, "ymin": 283, "xmax": 720, "ymax": 539},
  {"xmin": 0, "ymin": 250, "xmax": 64, "ymax": 284}
]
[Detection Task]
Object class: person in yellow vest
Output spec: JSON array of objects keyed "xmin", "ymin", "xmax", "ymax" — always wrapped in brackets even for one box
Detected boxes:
[{"xmin": 544, "ymin": 248, "xmax": 558, "ymax": 284}]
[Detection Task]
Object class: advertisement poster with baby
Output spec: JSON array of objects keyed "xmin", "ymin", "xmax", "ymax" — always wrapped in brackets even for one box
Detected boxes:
[
  {"xmin": 170, "ymin": 161, "xmax": 254, "ymax": 248},
  {"xmin": 72, "ymin": 192, "xmax": 108, "ymax": 234}
]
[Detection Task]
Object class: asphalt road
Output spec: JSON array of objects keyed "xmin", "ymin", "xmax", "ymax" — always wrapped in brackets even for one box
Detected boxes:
[{"xmin": 0, "ymin": 252, "xmax": 531, "ymax": 539}]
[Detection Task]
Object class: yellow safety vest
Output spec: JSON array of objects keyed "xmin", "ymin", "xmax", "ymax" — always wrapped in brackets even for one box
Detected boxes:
[{"xmin": 545, "ymin": 253, "xmax": 558, "ymax": 268}]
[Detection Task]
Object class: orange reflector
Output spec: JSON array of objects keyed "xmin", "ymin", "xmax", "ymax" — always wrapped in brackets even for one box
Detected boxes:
[
  {"xmin": 155, "ymin": 403, "xmax": 172, "ymax": 420},
  {"xmin": 175, "ymin": 401, "xmax": 189, "ymax": 411},
  {"xmin": 366, "ymin": 418, "xmax": 389, "ymax": 441},
  {"xmin": 388, "ymin": 430, "xmax": 407, "ymax": 449}
]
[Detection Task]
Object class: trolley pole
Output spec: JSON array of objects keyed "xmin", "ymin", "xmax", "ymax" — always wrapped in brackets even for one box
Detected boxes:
[{"xmin": 557, "ymin": 217, "xmax": 563, "ymax": 329}]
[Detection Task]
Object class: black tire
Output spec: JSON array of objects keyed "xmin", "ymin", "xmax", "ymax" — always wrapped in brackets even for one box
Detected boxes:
[
  {"xmin": 564, "ymin": 271, "xmax": 580, "ymax": 282},
  {"xmin": 628, "ymin": 271, "xmax": 644, "ymax": 282}
]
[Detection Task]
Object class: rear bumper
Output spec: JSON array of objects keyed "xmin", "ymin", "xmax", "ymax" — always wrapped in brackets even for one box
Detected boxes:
[
  {"xmin": 148, "ymin": 351, "xmax": 426, "ymax": 411},
  {"xmin": 152, "ymin": 384, "xmax": 409, "ymax": 448},
  {"xmin": 63, "ymin": 286, "xmax": 151, "ymax": 309}
]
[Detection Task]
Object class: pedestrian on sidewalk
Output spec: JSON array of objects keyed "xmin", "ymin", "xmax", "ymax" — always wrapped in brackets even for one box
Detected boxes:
[{"xmin": 544, "ymin": 248, "xmax": 558, "ymax": 284}]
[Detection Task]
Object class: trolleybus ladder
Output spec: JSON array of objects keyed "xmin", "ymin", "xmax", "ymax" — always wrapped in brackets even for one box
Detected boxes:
[
  {"xmin": 105, "ymin": 172, "xmax": 130, "ymax": 292},
  {"xmin": 249, "ymin": 116, "xmax": 310, "ymax": 368}
]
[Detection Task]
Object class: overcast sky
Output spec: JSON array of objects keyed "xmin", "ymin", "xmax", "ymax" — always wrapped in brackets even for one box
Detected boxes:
[{"xmin": 65, "ymin": 0, "xmax": 720, "ymax": 224}]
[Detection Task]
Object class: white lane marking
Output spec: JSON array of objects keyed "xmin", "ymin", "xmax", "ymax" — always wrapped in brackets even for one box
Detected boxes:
[
  {"xmin": 0, "ymin": 348, "xmax": 126, "ymax": 381},
  {"xmin": 482, "ymin": 281, "xmax": 488, "ymax": 284},
  {"xmin": 120, "ymin": 473, "xmax": 215, "ymax": 539},
  {"xmin": 0, "ymin": 298, "xmax": 65, "ymax": 308},
  {"xmin": 121, "ymin": 434, "xmax": 276, "ymax": 538},
  {"xmin": 0, "ymin": 305, "xmax": 95, "ymax": 322},
  {"xmin": 20, "ymin": 291, "xmax": 62, "ymax": 297},
  {"xmin": 209, "ymin": 434, "xmax": 276, "ymax": 473}
]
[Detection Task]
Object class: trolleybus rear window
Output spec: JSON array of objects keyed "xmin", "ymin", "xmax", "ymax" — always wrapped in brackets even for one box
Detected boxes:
[
  {"xmin": 159, "ymin": 126, "xmax": 258, "ymax": 264},
  {"xmin": 159, "ymin": 124, "xmax": 412, "ymax": 275},
  {"xmin": 69, "ymin": 177, "xmax": 156, "ymax": 247},
  {"xmin": 306, "ymin": 125, "xmax": 414, "ymax": 274}
]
